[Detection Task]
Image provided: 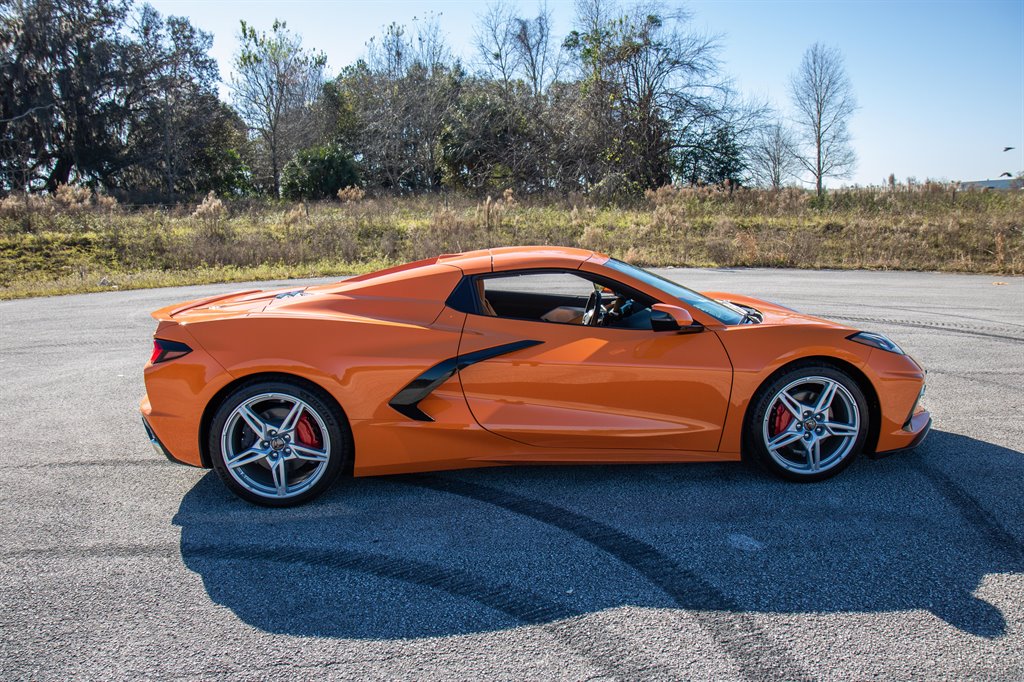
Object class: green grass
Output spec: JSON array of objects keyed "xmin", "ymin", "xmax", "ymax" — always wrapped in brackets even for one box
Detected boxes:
[
  {"xmin": 0, "ymin": 261, "xmax": 386, "ymax": 299},
  {"xmin": 1, "ymin": 186, "xmax": 1021, "ymax": 300}
]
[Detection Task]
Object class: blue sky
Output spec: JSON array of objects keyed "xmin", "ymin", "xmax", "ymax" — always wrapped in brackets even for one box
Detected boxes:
[{"xmin": 148, "ymin": 0, "xmax": 1024, "ymax": 187}]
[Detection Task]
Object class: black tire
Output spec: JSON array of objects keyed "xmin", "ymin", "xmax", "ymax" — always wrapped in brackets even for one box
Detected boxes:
[
  {"xmin": 746, "ymin": 364, "xmax": 869, "ymax": 482},
  {"xmin": 208, "ymin": 379, "xmax": 350, "ymax": 506}
]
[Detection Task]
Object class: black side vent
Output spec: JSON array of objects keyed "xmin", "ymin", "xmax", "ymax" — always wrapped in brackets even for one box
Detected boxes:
[{"xmin": 389, "ymin": 340, "xmax": 543, "ymax": 421}]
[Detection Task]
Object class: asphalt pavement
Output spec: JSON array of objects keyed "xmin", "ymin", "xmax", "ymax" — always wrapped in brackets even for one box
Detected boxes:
[{"xmin": 1, "ymin": 267, "xmax": 1022, "ymax": 680}]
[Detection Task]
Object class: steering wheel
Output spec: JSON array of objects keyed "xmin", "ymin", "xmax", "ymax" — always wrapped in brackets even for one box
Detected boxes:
[{"xmin": 582, "ymin": 290, "xmax": 604, "ymax": 327}]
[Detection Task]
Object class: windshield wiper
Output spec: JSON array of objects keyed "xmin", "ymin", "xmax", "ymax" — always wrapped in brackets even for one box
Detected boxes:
[{"xmin": 737, "ymin": 305, "xmax": 763, "ymax": 324}]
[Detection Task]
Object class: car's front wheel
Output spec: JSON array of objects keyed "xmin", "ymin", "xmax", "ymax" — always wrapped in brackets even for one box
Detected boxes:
[
  {"xmin": 209, "ymin": 380, "xmax": 349, "ymax": 506},
  {"xmin": 747, "ymin": 365, "xmax": 869, "ymax": 482}
]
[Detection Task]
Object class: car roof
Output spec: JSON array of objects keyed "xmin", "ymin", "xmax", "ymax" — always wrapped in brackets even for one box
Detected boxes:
[
  {"xmin": 441, "ymin": 245, "xmax": 602, "ymax": 274},
  {"xmin": 309, "ymin": 246, "xmax": 605, "ymax": 298}
]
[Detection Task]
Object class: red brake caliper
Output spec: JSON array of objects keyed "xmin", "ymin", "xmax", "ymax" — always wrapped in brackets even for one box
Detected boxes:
[
  {"xmin": 295, "ymin": 413, "xmax": 322, "ymax": 448},
  {"xmin": 770, "ymin": 403, "xmax": 792, "ymax": 437}
]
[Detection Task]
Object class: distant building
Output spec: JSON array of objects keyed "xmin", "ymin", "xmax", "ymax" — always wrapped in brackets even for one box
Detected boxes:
[{"xmin": 957, "ymin": 179, "xmax": 1022, "ymax": 191}]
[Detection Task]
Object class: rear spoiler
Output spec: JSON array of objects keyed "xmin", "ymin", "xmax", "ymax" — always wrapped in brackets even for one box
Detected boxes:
[{"xmin": 152, "ymin": 289, "xmax": 262, "ymax": 321}]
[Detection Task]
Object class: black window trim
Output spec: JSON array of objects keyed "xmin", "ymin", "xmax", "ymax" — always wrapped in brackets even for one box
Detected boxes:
[{"xmin": 445, "ymin": 267, "xmax": 660, "ymax": 329}]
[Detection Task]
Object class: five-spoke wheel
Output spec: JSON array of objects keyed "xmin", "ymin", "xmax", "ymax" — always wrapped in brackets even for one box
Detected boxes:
[
  {"xmin": 209, "ymin": 380, "xmax": 349, "ymax": 506},
  {"xmin": 748, "ymin": 365, "xmax": 869, "ymax": 481}
]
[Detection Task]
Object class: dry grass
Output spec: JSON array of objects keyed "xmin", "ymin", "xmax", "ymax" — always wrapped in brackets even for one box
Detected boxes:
[{"xmin": 1, "ymin": 184, "xmax": 1021, "ymax": 299}]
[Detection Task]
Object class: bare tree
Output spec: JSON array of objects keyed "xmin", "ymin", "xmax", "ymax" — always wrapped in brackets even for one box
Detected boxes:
[
  {"xmin": 476, "ymin": 3, "xmax": 560, "ymax": 97},
  {"xmin": 230, "ymin": 20, "xmax": 325, "ymax": 195},
  {"xmin": 748, "ymin": 120, "xmax": 800, "ymax": 189},
  {"xmin": 469, "ymin": 2, "xmax": 563, "ymax": 191},
  {"xmin": 410, "ymin": 12, "xmax": 453, "ymax": 75},
  {"xmin": 789, "ymin": 42, "xmax": 857, "ymax": 196},
  {"xmin": 565, "ymin": 0, "xmax": 731, "ymax": 190},
  {"xmin": 475, "ymin": 2, "xmax": 520, "ymax": 90},
  {"xmin": 366, "ymin": 21, "xmax": 409, "ymax": 78},
  {"xmin": 512, "ymin": 3, "xmax": 559, "ymax": 97},
  {"xmin": 354, "ymin": 16, "xmax": 461, "ymax": 192}
]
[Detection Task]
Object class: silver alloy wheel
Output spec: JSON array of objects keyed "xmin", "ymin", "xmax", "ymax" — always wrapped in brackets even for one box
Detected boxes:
[
  {"xmin": 220, "ymin": 392, "xmax": 331, "ymax": 500},
  {"xmin": 761, "ymin": 376, "xmax": 860, "ymax": 475}
]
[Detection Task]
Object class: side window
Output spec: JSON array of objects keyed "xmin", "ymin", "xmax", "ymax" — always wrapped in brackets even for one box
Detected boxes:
[
  {"xmin": 484, "ymin": 272, "xmax": 595, "ymax": 297},
  {"xmin": 477, "ymin": 271, "xmax": 654, "ymax": 329}
]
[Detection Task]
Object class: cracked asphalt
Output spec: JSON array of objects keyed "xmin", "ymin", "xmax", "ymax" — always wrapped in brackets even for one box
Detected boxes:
[{"xmin": 1, "ymin": 268, "xmax": 1022, "ymax": 680}]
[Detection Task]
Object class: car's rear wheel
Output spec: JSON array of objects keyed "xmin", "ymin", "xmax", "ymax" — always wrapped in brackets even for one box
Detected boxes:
[
  {"xmin": 748, "ymin": 365, "xmax": 869, "ymax": 482},
  {"xmin": 209, "ymin": 380, "xmax": 349, "ymax": 506}
]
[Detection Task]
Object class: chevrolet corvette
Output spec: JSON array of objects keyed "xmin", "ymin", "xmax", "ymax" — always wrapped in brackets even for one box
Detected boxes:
[{"xmin": 141, "ymin": 246, "xmax": 930, "ymax": 506}]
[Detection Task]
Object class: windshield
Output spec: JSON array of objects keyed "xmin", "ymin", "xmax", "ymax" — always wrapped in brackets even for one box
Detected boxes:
[{"xmin": 604, "ymin": 259, "xmax": 747, "ymax": 325}]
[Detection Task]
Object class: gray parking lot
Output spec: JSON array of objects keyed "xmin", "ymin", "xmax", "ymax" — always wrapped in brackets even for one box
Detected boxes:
[{"xmin": 1, "ymin": 268, "xmax": 1022, "ymax": 680}]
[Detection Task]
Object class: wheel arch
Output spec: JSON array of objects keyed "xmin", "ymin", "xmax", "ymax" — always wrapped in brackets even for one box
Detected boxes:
[
  {"xmin": 198, "ymin": 371, "xmax": 354, "ymax": 469},
  {"xmin": 742, "ymin": 355, "xmax": 882, "ymax": 457}
]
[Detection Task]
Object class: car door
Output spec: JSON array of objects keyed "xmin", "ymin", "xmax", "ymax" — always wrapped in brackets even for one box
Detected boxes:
[{"xmin": 457, "ymin": 270, "xmax": 733, "ymax": 452}]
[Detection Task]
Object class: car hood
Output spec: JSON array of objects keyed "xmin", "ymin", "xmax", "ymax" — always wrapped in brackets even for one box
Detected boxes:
[{"xmin": 700, "ymin": 291, "xmax": 854, "ymax": 330}]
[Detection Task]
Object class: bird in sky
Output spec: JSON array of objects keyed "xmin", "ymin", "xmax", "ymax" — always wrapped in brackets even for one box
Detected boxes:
[
  {"xmin": 999, "ymin": 172, "xmax": 1012, "ymax": 178},
  {"xmin": 1004, "ymin": 147, "xmax": 1016, "ymax": 152}
]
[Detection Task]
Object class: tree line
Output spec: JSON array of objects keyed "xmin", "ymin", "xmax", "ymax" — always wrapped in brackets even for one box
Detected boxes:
[{"xmin": 0, "ymin": 0, "xmax": 857, "ymax": 202}]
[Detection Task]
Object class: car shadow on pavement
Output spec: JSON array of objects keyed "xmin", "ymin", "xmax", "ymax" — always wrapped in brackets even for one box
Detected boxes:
[{"xmin": 173, "ymin": 429, "xmax": 1023, "ymax": 641}]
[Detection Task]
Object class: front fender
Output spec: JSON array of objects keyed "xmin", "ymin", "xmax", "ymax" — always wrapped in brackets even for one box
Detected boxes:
[{"xmin": 713, "ymin": 325, "xmax": 874, "ymax": 454}]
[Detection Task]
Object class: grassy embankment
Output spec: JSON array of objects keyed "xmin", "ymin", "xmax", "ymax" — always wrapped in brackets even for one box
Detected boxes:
[{"xmin": 1, "ymin": 184, "xmax": 1021, "ymax": 300}]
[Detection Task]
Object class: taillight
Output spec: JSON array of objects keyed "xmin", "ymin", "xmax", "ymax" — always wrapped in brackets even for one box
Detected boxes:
[{"xmin": 150, "ymin": 338, "xmax": 192, "ymax": 364}]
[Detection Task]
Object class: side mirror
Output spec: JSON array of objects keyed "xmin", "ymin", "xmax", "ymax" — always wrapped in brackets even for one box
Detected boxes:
[{"xmin": 651, "ymin": 304, "xmax": 702, "ymax": 333}]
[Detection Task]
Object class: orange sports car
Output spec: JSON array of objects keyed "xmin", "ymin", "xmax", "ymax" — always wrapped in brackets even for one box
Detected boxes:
[{"xmin": 141, "ymin": 246, "xmax": 930, "ymax": 506}]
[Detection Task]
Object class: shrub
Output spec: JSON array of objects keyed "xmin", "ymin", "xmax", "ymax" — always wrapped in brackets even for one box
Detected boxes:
[
  {"xmin": 337, "ymin": 185, "xmax": 366, "ymax": 203},
  {"xmin": 282, "ymin": 205, "xmax": 306, "ymax": 227},
  {"xmin": 191, "ymin": 191, "xmax": 226, "ymax": 221},
  {"xmin": 281, "ymin": 146, "xmax": 359, "ymax": 200},
  {"xmin": 0, "ymin": 193, "xmax": 51, "ymax": 218},
  {"xmin": 54, "ymin": 183, "xmax": 92, "ymax": 209}
]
